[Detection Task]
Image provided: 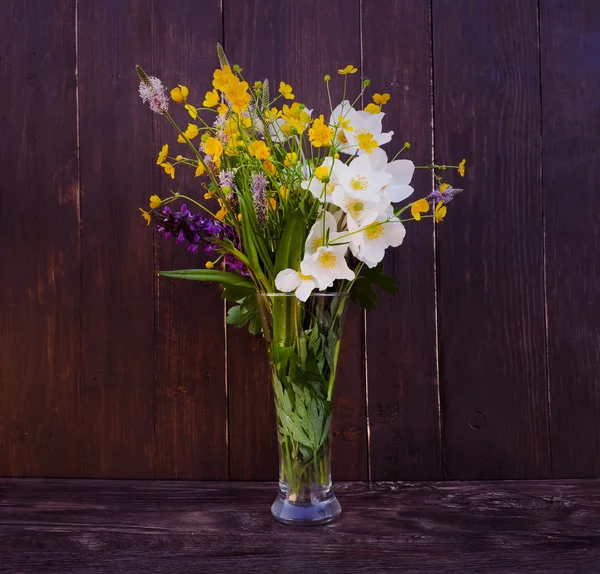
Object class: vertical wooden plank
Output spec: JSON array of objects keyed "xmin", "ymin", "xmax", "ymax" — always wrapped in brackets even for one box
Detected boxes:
[
  {"xmin": 541, "ymin": 0, "xmax": 600, "ymax": 478},
  {"xmin": 78, "ymin": 0, "xmax": 155, "ymax": 478},
  {"xmin": 224, "ymin": 0, "xmax": 367, "ymax": 480},
  {"xmin": 433, "ymin": 0, "xmax": 551, "ymax": 479},
  {"xmin": 0, "ymin": 0, "xmax": 80, "ymax": 477},
  {"xmin": 153, "ymin": 0, "xmax": 228, "ymax": 480},
  {"xmin": 362, "ymin": 0, "xmax": 441, "ymax": 480}
]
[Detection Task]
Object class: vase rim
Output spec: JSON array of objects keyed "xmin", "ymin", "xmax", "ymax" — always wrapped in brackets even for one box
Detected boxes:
[{"xmin": 259, "ymin": 292, "xmax": 350, "ymax": 298}]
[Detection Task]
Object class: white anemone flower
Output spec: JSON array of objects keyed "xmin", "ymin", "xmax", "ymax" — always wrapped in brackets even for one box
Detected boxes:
[
  {"xmin": 305, "ymin": 211, "xmax": 344, "ymax": 256},
  {"xmin": 343, "ymin": 112, "xmax": 393, "ymax": 156},
  {"xmin": 332, "ymin": 155, "xmax": 391, "ymax": 203},
  {"xmin": 275, "ymin": 261, "xmax": 321, "ymax": 302},
  {"xmin": 368, "ymin": 148, "xmax": 415, "ymax": 203},
  {"xmin": 331, "ymin": 187, "xmax": 390, "ymax": 227},
  {"xmin": 302, "ymin": 245, "xmax": 355, "ymax": 287},
  {"xmin": 300, "ymin": 157, "xmax": 339, "ymax": 203},
  {"xmin": 347, "ymin": 212, "xmax": 406, "ymax": 268},
  {"xmin": 329, "ymin": 100, "xmax": 359, "ymax": 148}
]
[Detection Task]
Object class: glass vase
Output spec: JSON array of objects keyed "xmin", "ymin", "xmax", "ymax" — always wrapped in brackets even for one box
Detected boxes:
[{"xmin": 257, "ymin": 292, "xmax": 349, "ymax": 525}]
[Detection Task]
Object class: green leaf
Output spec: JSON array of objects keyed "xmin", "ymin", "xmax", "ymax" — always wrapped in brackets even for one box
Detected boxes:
[
  {"xmin": 350, "ymin": 263, "xmax": 399, "ymax": 311},
  {"xmin": 159, "ymin": 269, "xmax": 253, "ymax": 286},
  {"xmin": 350, "ymin": 278, "xmax": 378, "ymax": 311},
  {"xmin": 363, "ymin": 263, "xmax": 399, "ymax": 295}
]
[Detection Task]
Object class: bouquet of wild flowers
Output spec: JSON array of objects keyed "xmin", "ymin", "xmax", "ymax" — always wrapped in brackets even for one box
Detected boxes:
[{"xmin": 137, "ymin": 46, "xmax": 465, "ymax": 524}]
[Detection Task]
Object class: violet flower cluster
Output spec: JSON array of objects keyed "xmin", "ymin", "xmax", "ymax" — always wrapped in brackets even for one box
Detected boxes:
[{"xmin": 153, "ymin": 204, "xmax": 247, "ymax": 274}]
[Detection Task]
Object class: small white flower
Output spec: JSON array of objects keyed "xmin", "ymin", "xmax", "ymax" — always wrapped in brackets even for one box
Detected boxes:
[
  {"xmin": 275, "ymin": 262, "xmax": 320, "ymax": 302},
  {"xmin": 332, "ymin": 187, "xmax": 389, "ymax": 226},
  {"xmin": 368, "ymin": 148, "xmax": 415, "ymax": 203},
  {"xmin": 336, "ymin": 109, "xmax": 393, "ymax": 156},
  {"xmin": 332, "ymin": 155, "xmax": 391, "ymax": 203},
  {"xmin": 138, "ymin": 76, "xmax": 169, "ymax": 114},
  {"xmin": 347, "ymin": 212, "xmax": 406, "ymax": 268},
  {"xmin": 302, "ymin": 246, "xmax": 355, "ymax": 287},
  {"xmin": 305, "ymin": 211, "xmax": 343, "ymax": 256},
  {"xmin": 300, "ymin": 157, "xmax": 338, "ymax": 203}
]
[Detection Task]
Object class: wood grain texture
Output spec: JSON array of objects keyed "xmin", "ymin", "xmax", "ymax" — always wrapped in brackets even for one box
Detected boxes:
[
  {"xmin": 362, "ymin": 0, "xmax": 441, "ymax": 480},
  {"xmin": 152, "ymin": 0, "xmax": 228, "ymax": 480},
  {"xmin": 2, "ymin": 479, "xmax": 600, "ymax": 572},
  {"xmin": 78, "ymin": 0, "xmax": 155, "ymax": 478},
  {"xmin": 224, "ymin": 0, "xmax": 367, "ymax": 481},
  {"xmin": 432, "ymin": 0, "xmax": 551, "ymax": 479},
  {"xmin": 540, "ymin": 0, "xmax": 600, "ymax": 478},
  {"xmin": 0, "ymin": 0, "xmax": 80, "ymax": 477}
]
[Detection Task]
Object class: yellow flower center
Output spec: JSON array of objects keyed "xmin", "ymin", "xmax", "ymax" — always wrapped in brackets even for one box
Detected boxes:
[
  {"xmin": 298, "ymin": 272, "xmax": 313, "ymax": 281},
  {"xmin": 318, "ymin": 251, "xmax": 337, "ymax": 269},
  {"xmin": 350, "ymin": 175, "xmax": 368, "ymax": 191},
  {"xmin": 347, "ymin": 200, "xmax": 365, "ymax": 218},
  {"xmin": 325, "ymin": 182, "xmax": 337, "ymax": 196},
  {"xmin": 365, "ymin": 222, "xmax": 384, "ymax": 240}
]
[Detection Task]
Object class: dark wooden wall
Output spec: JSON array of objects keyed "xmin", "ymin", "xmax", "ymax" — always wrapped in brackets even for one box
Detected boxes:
[{"xmin": 1, "ymin": 0, "xmax": 599, "ymax": 481}]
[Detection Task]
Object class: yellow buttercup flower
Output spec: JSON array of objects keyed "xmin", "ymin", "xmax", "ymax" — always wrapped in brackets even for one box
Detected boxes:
[
  {"xmin": 279, "ymin": 81, "xmax": 294, "ymax": 100},
  {"xmin": 248, "ymin": 140, "xmax": 270, "ymax": 160},
  {"xmin": 411, "ymin": 198, "xmax": 430, "ymax": 221},
  {"xmin": 458, "ymin": 158, "xmax": 466, "ymax": 177},
  {"xmin": 242, "ymin": 116, "xmax": 252, "ymax": 128},
  {"xmin": 284, "ymin": 152, "xmax": 297, "ymax": 166},
  {"xmin": 372, "ymin": 93, "xmax": 390, "ymax": 105},
  {"xmin": 156, "ymin": 144, "xmax": 168, "ymax": 164},
  {"xmin": 440, "ymin": 183, "xmax": 450, "ymax": 194},
  {"xmin": 170, "ymin": 84, "xmax": 189, "ymax": 103},
  {"xmin": 203, "ymin": 89, "xmax": 220, "ymax": 108},
  {"xmin": 204, "ymin": 190, "xmax": 216, "ymax": 199},
  {"xmin": 139, "ymin": 208, "xmax": 151, "ymax": 225},
  {"xmin": 237, "ymin": 213, "xmax": 243, "ymax": 222},
  {"xmin": 149, "ymin": 195, "xmax": 162, "ymax": 209},
  {"xmin": 217, "ymin": 102, "xmax": 228, "ymax": 116},
  {"xmin": 195, "ymin": 162, "xmax": 205, "ymax": 177},
  {"xmin": 338, "ymin": 64, "xmax": 358, "ymax": 75},
  {"xmin": 263, "ymin": 160, "xmax": 276, "ymax": 175},
  {"xmin": 264, "ymin": 107, "xmax": 281, "ymax": 122},
  {"xmin": 160, "ymin": 162, "xmax": 175, "ymax": 179},
  {"xmin": 357, "ymin": 132, "xmax": 378, "ymax": 154},
  {"xmin": 269, "ymin": 196, "xmax": 277, "ymax": 210},
  {"xmin": 337, "ymin": 115, "xmax": 353, "ymax": 132},
  {"xmin": 435, "ymin": 201, "xmax": 447, "ymax": 222},
  {"xmin": 308, "ymin": 115, "xmax": 334, "ymax": 147},
  {"xmin": 185, "ymin": 104, "xmax": 198, "ymax": 119},
  {"xmin": 315, "ymin": 165, "xmax": 329, "ymax": 181},
  {"xmin": 177, "ymin": 123, "xmax": 199, "ymax": 143},
  {"xmin": 204, "ymin": 136, "xmax": 223, "ymax": 161},
  {"xmin": 205, "ymin": 261, "xmax": 214, "ymax": 269},
  {"xmin": 213, "ymin": 65, "xmax": 235, "ymax": 91},
  {"xmin": 215, "ymin": 207, "xmax": 227, "ymax": 221},
  {"xmin": 225, "ymin": 79, "xmax": 251, "ymax": 113},
  {"xmin": 364, "ymin": 103, "xmax": 381, "ymax": 115},
  {"xmin": 280, "ymin": 185, "xmax": 289, "ymax": 200}
]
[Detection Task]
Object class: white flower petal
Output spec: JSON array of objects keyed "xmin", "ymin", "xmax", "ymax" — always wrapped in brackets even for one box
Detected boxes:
[
  {"xmin": 295, "ymin": 279, "xmax": 316, "ymax": 302},
  {"xmin": 275, "ymin": 269, "xmax": 301, "ymax": 292}
]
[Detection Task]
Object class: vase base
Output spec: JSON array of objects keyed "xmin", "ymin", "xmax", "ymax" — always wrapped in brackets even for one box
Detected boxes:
[{"xmin": 271, "ymin": 492, "xmax": 342, "ymax": 525}]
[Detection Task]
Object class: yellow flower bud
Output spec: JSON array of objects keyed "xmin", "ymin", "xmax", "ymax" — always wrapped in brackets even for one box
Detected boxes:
[
  {"xmin": 205, "ymin": 261, "xmax": 214, "ymax": 269},
  {"xmin": 149, "ymin": 195, "xmax": 162, "ymax": 209},
  {"xmin": 170, "ymin": 84, "xmax": 189, "ymax": 104}
]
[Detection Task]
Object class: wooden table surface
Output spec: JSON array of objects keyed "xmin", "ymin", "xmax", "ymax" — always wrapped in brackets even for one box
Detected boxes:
[{"xmin": 1, "ymin": 479, "xmax": 600, "ymax": 573}]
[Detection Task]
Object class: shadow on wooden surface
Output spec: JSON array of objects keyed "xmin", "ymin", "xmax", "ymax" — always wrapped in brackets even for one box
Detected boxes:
[{"xmin": 1, "ymin": 478, "xmax": 600, "ymax": 573}]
